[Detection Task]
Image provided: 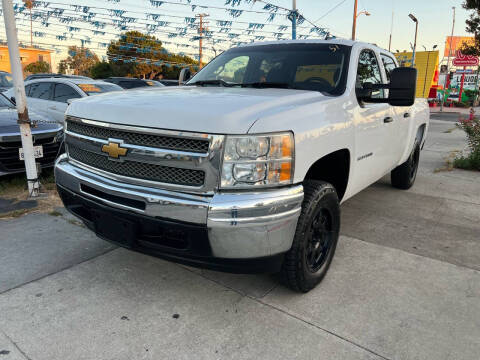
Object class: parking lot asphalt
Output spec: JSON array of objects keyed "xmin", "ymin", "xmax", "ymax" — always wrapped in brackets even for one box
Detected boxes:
[{"xmin": 1, "ymin": 118, "xmax": 479, "ymax": 360}]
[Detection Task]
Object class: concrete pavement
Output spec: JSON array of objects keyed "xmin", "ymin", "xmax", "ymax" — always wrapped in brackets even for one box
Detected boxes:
[{"xmin": 0, "ymin": 118, "xmax": 479, "ymax": 360}]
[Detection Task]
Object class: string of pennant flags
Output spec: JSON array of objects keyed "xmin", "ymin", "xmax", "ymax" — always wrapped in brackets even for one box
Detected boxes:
[
  {"xmin": 2, "ymin": 0, "xmax": 334, "ymax": 67},
  {"xmin": 9, "ymin": 0, "xmax": 330, "ymax": 37}
]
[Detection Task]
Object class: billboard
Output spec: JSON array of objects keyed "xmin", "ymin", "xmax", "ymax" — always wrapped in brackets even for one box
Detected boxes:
[
  {"xmin": 394, "ymin": 51, "xmax": 439, "ymax": 98},
  {"xmin": 444, "ymin": 36, "xmax": 475, "ymax": 57}
]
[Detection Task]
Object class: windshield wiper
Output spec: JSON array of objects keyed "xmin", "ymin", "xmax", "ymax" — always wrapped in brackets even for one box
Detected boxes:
[
  {"xmin": 187, "ymin": 79, "xmax": 239, "ymax": 87},
  {"xmin": 241, "ymin": 82, "xmax": 293, "ymax": 89}
]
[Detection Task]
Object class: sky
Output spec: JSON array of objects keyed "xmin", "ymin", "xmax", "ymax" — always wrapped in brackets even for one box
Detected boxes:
[{"xmin": 0, "ymin": 0, "xmax": 473, "ymax": 70}]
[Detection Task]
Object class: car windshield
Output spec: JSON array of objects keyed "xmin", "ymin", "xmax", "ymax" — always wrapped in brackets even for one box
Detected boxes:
[
  {"xmin": 77, "ymin": 83, "xmax": 122, "ymax": 96},
  {"xmin": 0, "ymin": 73, "xmax": 13, "ymax": 87},
  {"xmin": 188, "ymin": 43, "xmax": 351, "ymax": 96},
  {"xmin": 0, "ymin": 94, "xmax": 14, "ymax": 108}
]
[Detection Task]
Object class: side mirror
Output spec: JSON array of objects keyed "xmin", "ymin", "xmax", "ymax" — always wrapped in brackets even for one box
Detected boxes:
[
  {"xmin": 178, "ymin": 67, "xmax": 191, "ymax": 85},
  {"xmin": 361, "ymin": 67, "xmax": 417, "ymax": 107},
  {"xmin": 388, "ymin": 67, "xmax": 417, "ymax": 107},
  {"xmin": 10, "ymin": 96, "xmax": 15, "ymax": 104}
]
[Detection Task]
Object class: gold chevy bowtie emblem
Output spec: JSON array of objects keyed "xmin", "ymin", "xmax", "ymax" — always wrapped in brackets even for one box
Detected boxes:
[{"xmin": 101, "ymin": 142, "xmax": 128, "ymax": 159}]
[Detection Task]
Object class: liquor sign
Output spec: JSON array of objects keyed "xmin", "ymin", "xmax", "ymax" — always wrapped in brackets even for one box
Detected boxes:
[{"xmin": 452, "ymin": 51, "xmax": 479, "ymax": 67}]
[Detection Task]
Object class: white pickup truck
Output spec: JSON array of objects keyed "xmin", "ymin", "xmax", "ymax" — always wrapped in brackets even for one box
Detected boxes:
[{"xmin": 55, "ymin": 40, "xmax": 429, "ymax": 292}]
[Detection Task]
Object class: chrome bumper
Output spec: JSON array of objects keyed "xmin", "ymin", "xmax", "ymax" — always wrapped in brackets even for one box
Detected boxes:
[{"xmin": 55, "ymin": 155, "xmax": 303, "ymax": 259}]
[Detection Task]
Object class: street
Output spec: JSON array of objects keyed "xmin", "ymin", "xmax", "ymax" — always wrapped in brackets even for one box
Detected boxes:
[{"xmin": 1, "ymin": 118, "xmax": 479, "ymax": 360}]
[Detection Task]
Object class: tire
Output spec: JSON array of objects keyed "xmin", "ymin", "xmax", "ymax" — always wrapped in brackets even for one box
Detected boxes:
[
  {"xmin": 391, "ymin": 140, "xmax": 421, "ymax": 190},
  {"xmin": 281, "ymin": 180, "xmax": 340, "ymax": 293}
]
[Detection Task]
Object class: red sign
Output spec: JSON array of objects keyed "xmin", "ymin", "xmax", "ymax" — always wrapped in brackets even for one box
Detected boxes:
[{"xmin": 452, "ymin": 50, "xmax": 479, "ymax": 67}]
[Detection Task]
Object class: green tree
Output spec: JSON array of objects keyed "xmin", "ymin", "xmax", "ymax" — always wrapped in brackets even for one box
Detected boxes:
[
  {"xmin": 24, "ymin": 60, "xmax": 50, "ymax": 74},
  {"xmin": 107, "ymin": 31, "xmax": 197, "ymax": 79},
  {"xmin": 89, "ymin": 61, "xmax": 114, "ymax": 79},
  {"xmin": 461, "ymin": 1, "xmax": 480, "ymax": 55},
  {"xmin": 62, "ymin": 46, "xmax": 99, "ymax": 76},
  {"xmin": 57, "ymin": 59, "xmax": 68, "ymax": 74}
]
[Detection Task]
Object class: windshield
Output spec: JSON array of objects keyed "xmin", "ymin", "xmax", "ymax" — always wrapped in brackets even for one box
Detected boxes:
[
  {"xmin": 77, "ymin": 83, "xmax": 122, "ymax": 96},
  {"xmin": 0, "ymin": 73, "xmax": 13, "ymax": 88},
  {"xmin": 0, "ymin": 94, "xmax": 13, "ymax": 108},
  {"xmin": 189, "ymin": 43, "xmax": 351, "ymax": 95}
]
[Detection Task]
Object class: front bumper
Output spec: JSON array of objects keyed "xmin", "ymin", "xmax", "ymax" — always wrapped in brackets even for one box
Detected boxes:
[{"xmin": 55, "ymin": 155, "xmax": 303, "ymax": 273}]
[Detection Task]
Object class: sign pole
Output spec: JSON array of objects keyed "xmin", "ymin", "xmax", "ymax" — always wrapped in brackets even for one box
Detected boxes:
[{"xmin": 459, "ymin": 66, "xmax": 466, "ymax": 102}]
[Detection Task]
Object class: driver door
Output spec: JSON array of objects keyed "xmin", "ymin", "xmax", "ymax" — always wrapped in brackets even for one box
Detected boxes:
[{"xmin": 351, "ymin": 49, "xmax": 394, "ymax": 192}]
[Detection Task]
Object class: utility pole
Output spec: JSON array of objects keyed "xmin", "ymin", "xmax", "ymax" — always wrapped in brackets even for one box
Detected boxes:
[
  {"xmin": 23, "ymin": 0, "xmax": 33, "ymax": 47},
  {"xmin": 196, "ymin": 13, "xmax": 208, "ymax": 69},
  {"xmin": 2, "ymin": 0, "xmax": 39, "ymax": 196},
  {"xmin": 292, "ymin": 0, "xmax": 297, "ymax": 40},
  {"xmin": 441, "ymin": 6, "xmax": 456, "ymax": 112},
  {"xmin": 408, "ymin": 14, "xmax": 418, "ymax": 67},
  {"xmin": 388, "ymin": 8, "xmax": 394, "ymax": 52},
  {"xmin": 352, "ymin": 0, "xmax": 358, "ymax": 40}
]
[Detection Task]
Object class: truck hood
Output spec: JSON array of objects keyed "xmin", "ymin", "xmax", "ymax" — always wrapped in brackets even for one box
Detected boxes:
[{"xmin": 66, "ymin": 86, "xmax": 328, "ymax": 134}]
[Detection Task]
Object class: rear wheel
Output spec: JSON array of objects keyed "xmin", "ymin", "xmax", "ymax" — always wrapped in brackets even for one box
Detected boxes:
[
  {"xmin": 281, "ymin": 180, "xmax": 340, "ymax": 293},
  {"xmin": 391, "ymin": 140, "xmax": 421, "ymax": 190}
]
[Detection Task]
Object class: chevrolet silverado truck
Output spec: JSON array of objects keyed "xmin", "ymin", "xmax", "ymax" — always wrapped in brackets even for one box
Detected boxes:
[{"xmin": 55, "ymin": 40, "xmax": 429, "ymax": 292}]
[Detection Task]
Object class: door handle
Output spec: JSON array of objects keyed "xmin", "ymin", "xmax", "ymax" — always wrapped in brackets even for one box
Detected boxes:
[
  {"xmin": 403, "ymin": 112, "xmax": 411, "ymax": 118},
  {"xmin": 384, "ymin": 117, "xmax": 393, "ymax": 123}
]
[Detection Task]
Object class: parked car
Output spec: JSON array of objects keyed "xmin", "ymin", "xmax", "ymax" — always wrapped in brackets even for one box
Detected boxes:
[
  {"xmin": 0, "ymin": 71, "xmax": 13, "ymax": 93},
  {"xmin": 4, "ymin": 78, "xmax": 122, "ymax": 125},
  {"xmin": 24, "ymin": 73, "xmax": 91, "ymax": 81},
  {"xmin": 0, "ymin": 94, "xmax": 63, "ymax": 176},
  {"xmin": 55, "ymin": 40, "xmax": 429, "ymax": 292},
  {"xmin": 103, "ymin": 77, "xmax": 152, "ymax": 90}
]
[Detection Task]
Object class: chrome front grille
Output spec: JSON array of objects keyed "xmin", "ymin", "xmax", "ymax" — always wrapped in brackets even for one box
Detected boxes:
[
  {"xmin": 67, "ymin": 120, "xmax": 210, "ymax": 153},
  {"xmin": 64, "ymin": 117, "xmax": 224, "ymax": 193},
  {"xmin": 68, "ymin": 145, "xmax": 205, "ymax": 186}
]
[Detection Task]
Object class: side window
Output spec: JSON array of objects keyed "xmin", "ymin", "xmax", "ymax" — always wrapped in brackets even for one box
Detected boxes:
[
  {"xmin": 381, "ymin": 54, "xmax": 397, "ymax": 83},
  {"xmin": 29, "ymin": 82, "xmax": 53, "ymax": 100},
  {"xmin": 25, "ymin": 84, "xmax": 31, "ymax": 96},
  {"xmin": 356, "ymin": 50, "xmax": 384, "ymax": 99},
  {"xmin": 53, "ymin": 83, "xmax": 81, "ymax": 103}
]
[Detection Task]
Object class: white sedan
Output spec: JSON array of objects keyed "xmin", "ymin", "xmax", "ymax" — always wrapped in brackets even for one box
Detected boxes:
[{"xmin": 4, "ymin": 78, "xmax": 122, "ymax": 125}]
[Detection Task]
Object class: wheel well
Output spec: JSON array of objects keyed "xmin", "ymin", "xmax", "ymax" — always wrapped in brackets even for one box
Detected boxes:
[
  {"xmin": 304, "ymin": 149, "xmax": 350, "ymax": 201},
  {"xmin": 417, "ymin": 123, "xmax": 427, "ymax": 149},
  {"xmin": 417, "ymin": 123, "xmax": 426, "ymax": 142}
]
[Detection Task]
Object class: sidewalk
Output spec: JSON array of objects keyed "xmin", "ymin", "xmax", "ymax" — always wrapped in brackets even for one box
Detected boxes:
[{"xmin": 430, "ymin": 105, "xmax": 480, "ymax": 115}]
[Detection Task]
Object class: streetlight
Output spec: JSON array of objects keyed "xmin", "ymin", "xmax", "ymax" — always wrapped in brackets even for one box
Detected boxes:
[
  {"xmin": 423, "ymin": 45, "xmax": 438, "ymax": 97},
  {"xmin": 351, "ymin": 0, "xmax": 371, "ymax": 40},
  {"xmin": 408, "ymin": 13, "xmax": 418, "ymax": 67}
]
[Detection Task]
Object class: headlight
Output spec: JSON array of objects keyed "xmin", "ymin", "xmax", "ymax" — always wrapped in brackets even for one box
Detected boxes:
[{"xmin": 220, "ymin": 132, "xmax": 294, "ymax": 188}]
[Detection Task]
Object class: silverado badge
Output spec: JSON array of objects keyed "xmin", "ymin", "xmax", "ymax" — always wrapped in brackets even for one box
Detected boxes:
[{"xmin": 101, "ymin": 141, "xmax": 128, "ymax": 159}]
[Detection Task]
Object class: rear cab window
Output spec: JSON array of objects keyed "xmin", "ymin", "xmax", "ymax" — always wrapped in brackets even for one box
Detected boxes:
[{"xmin": 381, "ymin": 54, "xmax": 398, "ymax": 83}]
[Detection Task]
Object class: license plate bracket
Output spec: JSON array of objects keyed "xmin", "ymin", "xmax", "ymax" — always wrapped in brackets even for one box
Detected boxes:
[{"xmin": 93, "ymin": 211, "xmax": 137, "ymax": 248}]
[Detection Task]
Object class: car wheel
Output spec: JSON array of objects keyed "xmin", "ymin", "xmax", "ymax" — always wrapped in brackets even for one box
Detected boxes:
[
  {"xmin": 281, "ymin": 180, "xmax": 340, "ymax": 293},
  {"xmin": 391, "ymin": 140, "xmax": 421, "ymax": 190}
]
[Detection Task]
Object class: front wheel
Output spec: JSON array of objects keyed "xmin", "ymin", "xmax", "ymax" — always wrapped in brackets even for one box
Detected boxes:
[
  {"xmin": 391, "ymin": 140, "xmax": 421, "ymax": 190},
  {"xmin": 281, "ymin": 180, "xmax": 340, "ymax": 293}
]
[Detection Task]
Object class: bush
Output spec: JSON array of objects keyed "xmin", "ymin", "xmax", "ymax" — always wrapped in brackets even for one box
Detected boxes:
[
  {"xmin": 89, "ymin": 61, "xmax": 113, "ymax": 79},
  {"xmin": 24, "ymin": 60, "xmax": 50, "ymax": 74},
  {"xmin": 454, "ymin": 150, "xmax": 480, "ymax": 170},
  {"xmin": 454, "ymin": 117, "xmax": 480, "ymax": 171}
]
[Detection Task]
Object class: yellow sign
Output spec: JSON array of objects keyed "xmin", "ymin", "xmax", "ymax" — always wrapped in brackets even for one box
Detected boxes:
[
  {"xmin": 394, "ymin": 51, "xmax": 439, "ymax": 98},
  {"xmin": 101, "ymin": 142, "xmax": 128, "ymax": 159}
]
